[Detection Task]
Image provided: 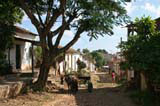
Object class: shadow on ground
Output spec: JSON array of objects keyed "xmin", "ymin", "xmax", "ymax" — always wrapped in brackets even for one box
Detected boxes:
[
  {"xmin": 48, "ymin": 85, "xmax": 136, "ymax": 106},
  {"xmin": 47, "ymin": 73, "xmax": 136, "ymax": 106}
]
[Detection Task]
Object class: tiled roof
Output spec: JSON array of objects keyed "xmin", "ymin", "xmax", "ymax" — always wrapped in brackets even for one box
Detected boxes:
[
  {"xmin": 15, "ymin": 26, "xmax": 79, "ymax": 53},
  {"xmin": 66, "ymin": 48, "xmax": 79, "ymax": 54},
  {"xmin": 15, "ymin": 26, "xmax": 37, "ymax": 36}
]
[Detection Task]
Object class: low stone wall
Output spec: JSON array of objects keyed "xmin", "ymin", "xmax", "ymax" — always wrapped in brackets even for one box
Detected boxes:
[{"xmin": 0, "ymin": 81, "xmax": 25, "ymax": 99}]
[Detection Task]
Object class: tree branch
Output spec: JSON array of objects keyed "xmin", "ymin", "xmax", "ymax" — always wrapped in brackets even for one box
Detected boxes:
[
  {"xmin": 35, "ymin": 4, "xmax": 45, "ymax": 28},
  {"xmin": 54, "ymin": 14, "xmax": 76, "ymax": 48},
  {"xmin": 51, "ymin": 26, "xmax": 63, "ymax": 36},
  {"xmin": 18, "ymin": 0, "xmax": 41, "ymax": 33},
  {"xmin": 60, "ymin": 28, "xmax": 83, "ymax": 52},
  {"xmin": 42, "ymin": 0, "xmax": 66, "ymax": 37},
  {"xmin": 54, "ymin": 26, "xmax": 65, "ymax": 48},
  {"xmin": 45, "ymin": 0, "xmax": 54, "ymax": 25}
]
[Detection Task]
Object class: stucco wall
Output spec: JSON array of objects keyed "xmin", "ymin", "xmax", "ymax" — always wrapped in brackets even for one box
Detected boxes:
[
  {"xmin": 59, "ymin": 52, "xmax": 95, "ymax": 74},
  {"xmin": 6, "ymin": 32, "xmax": 36, "ymax": 71}
]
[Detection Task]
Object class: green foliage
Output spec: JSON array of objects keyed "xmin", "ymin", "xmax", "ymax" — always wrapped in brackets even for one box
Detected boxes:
[
  {"xmin": 0, "ymin": 0, "xmax": 23, "ymax": 52},
  {"xmin": 66, "ymin": 0, "xmax": 129, "ymax": 39},
  {"xmin": 77, "ymin": 59, "xmax": 86, "ymax": 70},
  {"xmin": 77, "ymin": 69, "xmax": 90, "ymax": 77},
  {"xmin": 82, "ymin": 49, "xmax": 90, "ymax": 54},
  {"xmin": 0, "ymin": 0, "xmax": 23, "ymax": 75},
  {"xmin": 20, "ymin": 0, "xmax": 128, "ymax": 40},
  {"xmin": 91, "ymin": 50, "xmax": 107, "ymax": 68},
  {"xmin": 0, "ymin": 58, "xmax": 12, "ymax": 76},
  {"xmin": 119, "ymin": 61, "xmax": 130, "ymax": 70},
  {"xmin": 119, "ymin": 16, "xmax": 160, "ymax": 84},
  {"xmin": 135, "ymin": 16, "xmax": 156, "ymax": 35},
  {"xmin": 0, "ymin": 25, "xmax": 15, "ymax": 51},
  {"xmin": 0, "ymin": 0, "xmax": 24, "ymax": 24}
]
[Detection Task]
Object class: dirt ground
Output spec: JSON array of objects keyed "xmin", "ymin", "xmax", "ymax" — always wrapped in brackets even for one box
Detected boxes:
[{"xmin": 0, "ymin": 73, "xmax": 137, "ymax": 106}]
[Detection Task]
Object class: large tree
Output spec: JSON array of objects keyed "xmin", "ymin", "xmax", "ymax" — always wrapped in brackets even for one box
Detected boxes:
[{"xmin": 17, "ymin": 0, "xmax": 129, "ymax": 90}]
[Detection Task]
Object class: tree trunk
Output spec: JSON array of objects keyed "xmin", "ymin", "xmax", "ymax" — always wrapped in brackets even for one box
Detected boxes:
[
  {"xmin": 140, "ymin": 71, "xmax": 148, "ymax": 91},
  {"xmin": 33, "ymin": 61, "xmax": 50, "ymax": 91}
]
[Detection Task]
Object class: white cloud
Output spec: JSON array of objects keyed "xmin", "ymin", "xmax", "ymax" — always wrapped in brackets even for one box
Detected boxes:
[{"xmin": 143, "ymin": 2, "xmax": 160, "ymax": 17}]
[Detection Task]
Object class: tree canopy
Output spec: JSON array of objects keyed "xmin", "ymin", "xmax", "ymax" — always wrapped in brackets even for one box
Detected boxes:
[
  {"xmin": 0, "ymin": 0, "xmax": 23, "ymax": 52},
  {"xmin": 17, "ymin": 0, "xmax": 129, "ymax": 51},
  {"xmin": 119, "ymin": 16, "xmax": 160, "ymax": 84}
]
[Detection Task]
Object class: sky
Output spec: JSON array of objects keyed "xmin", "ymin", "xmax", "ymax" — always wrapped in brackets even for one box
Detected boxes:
[{"xmin": 17, "ymin": 0, "xmax": 160, "ymax": 54}]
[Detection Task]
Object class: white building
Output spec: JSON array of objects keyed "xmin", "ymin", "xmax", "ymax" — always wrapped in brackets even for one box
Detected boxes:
[
  {"xmin": 82, "ymin": 56, "xmax": 96, "ymax": 72},
  {"xmin": 6, "ymin": 26, "xmax": 37, "ymax": 72},
  {"xmin": 59, "ymin": 48, "xmax": 95, "ymax": 74}
]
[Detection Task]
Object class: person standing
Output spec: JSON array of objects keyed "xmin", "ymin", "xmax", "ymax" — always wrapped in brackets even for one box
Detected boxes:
[
  {"xmin": 60, "ymin": 74, "xmax": 64, "ymax": 85},
  {"xmin": 88, "ymin": 80, "xmax": 93, "ymax": 93},
  {"xmin": 112, "ymin": 71, "xmax": 116, "ymax": 84}
]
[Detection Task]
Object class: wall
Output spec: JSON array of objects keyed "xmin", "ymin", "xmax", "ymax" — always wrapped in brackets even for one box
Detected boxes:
[
  {"xmin": 59, "ymin": 52, "xmax": 95, "ymax": 74},
  {"xmin": 6, "ymin": 32, "xmax": 36, "ymax": 72}
]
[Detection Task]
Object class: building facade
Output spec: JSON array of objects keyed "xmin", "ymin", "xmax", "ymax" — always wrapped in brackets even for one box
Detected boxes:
[
  {"xmin": 6, "ymin": 26, "xmax": 37, "ymax": 72},
  {"xmin": 59, "ymin": 49, "xmax": 95, "ymax": 74}
]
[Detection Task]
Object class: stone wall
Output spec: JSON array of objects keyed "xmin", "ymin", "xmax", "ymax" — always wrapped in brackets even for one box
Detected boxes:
[{"xmin": 0, "ymin": 81, "xmax": 25, "ymax": 99}]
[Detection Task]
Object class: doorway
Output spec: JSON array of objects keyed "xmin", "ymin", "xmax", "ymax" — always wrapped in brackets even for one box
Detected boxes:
[{"xmin": 16, "ymin": 45, "xmax": 21, "ymax": 69}]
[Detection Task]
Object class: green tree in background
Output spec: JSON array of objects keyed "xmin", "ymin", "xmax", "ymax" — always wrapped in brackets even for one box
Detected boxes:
[
  {"xmin": 91, "ymin": 51, "xmax": 106, "ymax": 68},
  {"xmin": 82, "ymin": 49, "xmax": 111, "ymax": 69}
]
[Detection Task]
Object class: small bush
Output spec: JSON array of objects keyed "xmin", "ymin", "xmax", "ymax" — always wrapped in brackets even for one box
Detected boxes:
[
  {"xmin": 77, "ymin": 59, "xmax": 86, "ymax": 70},
  {"xmin": 0, "ymin": 59, "xmax": 13, "ymax": 76}
]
